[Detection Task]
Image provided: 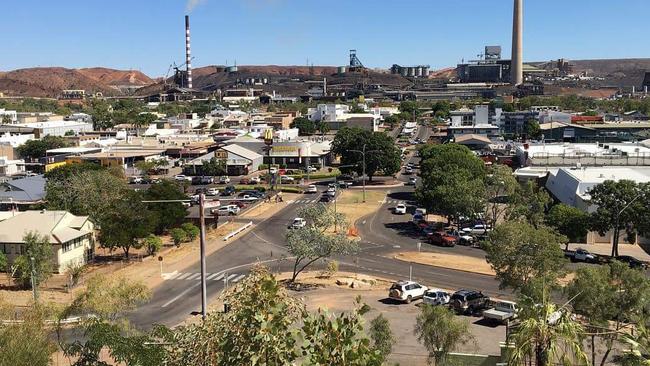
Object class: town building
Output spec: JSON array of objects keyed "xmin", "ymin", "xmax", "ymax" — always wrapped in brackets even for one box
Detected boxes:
[
  {"xmin": 0, "ymin": 175, "xmax": 46, "ymax": 209},
  {"xmin": 6, "ymin": 120, "xmax": 93, "ymax": 137},
  {"xmin": 515, "ymin": 141, "xmax": 650, "ymax": 168},
  {"xmin": 186, "ymin": 144, "xmax": 262, "ymax": 176},
  {"xmin": 0, "ymin": 210, "xmax": 95, "ymax": 273},
  {"xmin": 0, "ymin": 156, "xmax": 25, "ymax": 176}
]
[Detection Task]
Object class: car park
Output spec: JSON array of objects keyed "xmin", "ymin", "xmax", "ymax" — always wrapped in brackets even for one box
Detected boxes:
[
  {"xmin": 219, "ymin": 176, "xmax": 231, "ymax": 184},
  {"xmin": 422, "ymin": 289, "xmax": 450, "ymax": 306},
  {"xmin": 305, "ymin": 185, "xmax": 318, "ymax": 193},
  {"xmin": 289, "ymin": 217, "xmax": 307, "ymax": 229},
  {"xmin": 212, "ymin": 205, "xmax": 240, "ymax": 216},
  {"xmin": 206, "ymin": 188, "xmax": 220, "ymax": 196},
  {"xmin": 394, "ymin": 203, "xmax": 407, "ymax": 215},
  {"xmin": 450, "ymin": 289, "xmax": 490, "ymax": 315},
  {"xmin": 388, "ymin": 281, "xmax": 428, "ymax": 303}
]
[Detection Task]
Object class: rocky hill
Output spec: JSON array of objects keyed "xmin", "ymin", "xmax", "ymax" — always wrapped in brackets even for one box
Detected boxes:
[{"xmin": 0, "ymin": 67, "xmax": 153, "ymax": 98}]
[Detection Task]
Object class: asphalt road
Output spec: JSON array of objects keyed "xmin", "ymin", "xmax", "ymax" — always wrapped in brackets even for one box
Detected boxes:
[{"xmin": 128, "ymin": 124, "xmax": 509, "ymax": 329}]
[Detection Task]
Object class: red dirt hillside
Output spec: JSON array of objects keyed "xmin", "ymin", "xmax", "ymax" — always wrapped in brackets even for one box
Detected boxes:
[{"xmin": 78, "ymin": 67, "xmax": 153, "ymax": 86}]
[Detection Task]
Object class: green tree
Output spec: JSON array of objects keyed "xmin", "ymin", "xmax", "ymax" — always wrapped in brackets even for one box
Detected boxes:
[
  {"xmin": 414, "ymin": 305, "xmax": 474, "ymax": 366},
  {"xmin": 143, "ymin": 234, "xmax": 163, "ymax": 256},
  {"xmin": 181, "ymin": 223, "xmax": 199, "ymax": 241},
  {"xmin": 89, "ymin": 98, "xmax": 113, "ymax": 130},
  {"xmin": 566, "ymin": 261, "xmax": 650, "ymax": 365},
  {"xmin": 200, "ymin": 156, "xmax": 227, "ymax": 176},
  {"xmin": 165, "ymin": 266, "xmax": 301, "ymax": 365},
  {"xmin": 483, "ymin": 221, "xmax": 567, "ymax": 297},
  {"xmin": 620, "ymin": 324, "xmax": 650, "ymax": 366},
  {"xmin": 44, "ymin": 162, "xmax": 105, "ymax": 181},
  {"xmin": 588, "ymin": 180, "xmax": 644, "ymax": 257},
  {"xmin": 526, "ymin": 118, "xmax": 542, "ymax": 139},
  {"xmin": 383, "ymin": 114, "xmax": 399, "ymax": 128},
  {"xmin": 350, "ymin": 102, "xmax": 366, "ymax": 113},
  {"xmin": 369, "ymin": 313, "xmax": 395, "ymax": 362},
  {"xmin": 13, "ymin": 232, "xmax": 54, "ymax": 289},
  {"xmin": 99, "ymin": 190, "xmax": 156, "ymax": 258},
  {"xmin": 16, "ymin": 135, "xmax": 70, "ymax": 159},
  {"xmin": 290, "ymin": 116, "xmax": 317, "ymax": 135},
  {"xmin": 0, "ymin": 251, "xmax": 7, "ymax": 273},
  {"xmin": 317, "ymin": 120, "xmax": 330, "ymax": 135},
  {"xmin": 416, "ymin": 143, "xmax": 486, "ymax": 223},
  {"xmin": 546, "ymin": 203, "xmax": 590, "ymax": 244},
  {"xmin": 399, "ymin": 100, "xmax": 420, "ymax": 118},
  {"xmin": 507, "ymin": 181, "xmax": 552, "ymax": 228},
  {"xmin": 133, "ymin": 112, "xmax": 158, "ymax": 131},
  {"xmin": 0, "ymin": 300, "xmax": 57, "ymax": 366},
  {"xmin": 286, "ymin": 204, "xmax": 359, "ymax": 282},
  {"xmin": 170, "ymin": 228, "xmax": 188, "ymax": 247},
  {"xmin": 331, "ymin": 127, "xmax": 401, "ymax": 181},
  {"xmin": 484, "ymin": 164, "xmax": 518, "ymax": 227},
  {"xmin": 144, "ymin": 180, "xmax": 188, "ymax": 234}
]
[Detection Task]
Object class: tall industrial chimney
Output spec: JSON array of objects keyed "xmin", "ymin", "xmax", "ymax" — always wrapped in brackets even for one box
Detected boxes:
[
  {"xmin": 511, "ymin": 0, "xmax": 523, "ymax": 86},
  {"xmin": 185, "ymin": 15, "xmax": 193, "ymax": 89}
]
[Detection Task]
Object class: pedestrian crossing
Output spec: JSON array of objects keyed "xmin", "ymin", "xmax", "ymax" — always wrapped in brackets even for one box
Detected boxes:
[
  {"xmin": 162, "ymin": 271, "xmax": 246, "ymax": 283},
  {"xmin": 286, "ymin": 198, "xmax": 322, "ymax": 205},
  {"xmin": 383, "ymin": 200, "xmax": 407, "ymax": 205}
]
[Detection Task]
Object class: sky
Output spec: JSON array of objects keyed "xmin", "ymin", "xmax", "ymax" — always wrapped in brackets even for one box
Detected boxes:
[{"xmin": 3, "ymin": 0, "xmax": 649, "ymax": 77}]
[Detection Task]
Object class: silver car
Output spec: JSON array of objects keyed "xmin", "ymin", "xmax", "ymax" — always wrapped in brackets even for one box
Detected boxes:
[{"xmin": 422, "ymin": 289, "xmax": 450, "ymax": 306}]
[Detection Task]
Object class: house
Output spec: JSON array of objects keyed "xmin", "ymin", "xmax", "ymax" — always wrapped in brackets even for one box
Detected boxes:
[
  {"xmin": 0, "ymin": 210, "xmax": 95, "ymax": 273},
  {"xmin": 186, "ymin": 144, "xmax": 263, "ymax": 176},
  {"xmin": 0, "ymin": 156, "xmax": 26, "ymax": 176},
  {"xmin": 454, "ymin": 134, "xmax": 493, "ymax": 151},
  {"xmin": 0, "ymin": 175, "xmax": 46, "ymax": 209}
]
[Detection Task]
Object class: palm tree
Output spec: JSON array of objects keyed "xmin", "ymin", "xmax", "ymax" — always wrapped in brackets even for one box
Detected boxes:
[
  {"xmin": 508, "ymin": 295, "xmax": 588, "ymax": 366},
  {"xmin": 620, "ymin": 324, "xmax": 650, "ymax": 365}
]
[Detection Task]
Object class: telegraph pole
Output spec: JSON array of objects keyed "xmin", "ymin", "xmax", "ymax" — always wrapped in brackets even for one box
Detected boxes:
[{"xmin": 199, "ymin": 194, "xmax": 207, "ymax": 319}]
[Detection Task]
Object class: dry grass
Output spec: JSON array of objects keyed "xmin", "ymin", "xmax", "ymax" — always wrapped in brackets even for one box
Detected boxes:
[
  {"xmin": 395, "ymin": 251, "xmax": 496, "ymax": 276},
  {"xmin": 335, "ymin": 190, "xmax": 386, "ymax": 228}
]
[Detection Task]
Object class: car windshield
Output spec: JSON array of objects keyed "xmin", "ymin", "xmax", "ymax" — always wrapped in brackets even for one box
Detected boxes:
[{"xmin": 450, "ymin": 293, "xmax": 466, "ymax": 301}]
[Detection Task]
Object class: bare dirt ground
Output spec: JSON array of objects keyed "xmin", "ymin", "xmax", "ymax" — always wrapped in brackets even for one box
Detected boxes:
[
  {"xmin": 395, "ymin": 251, "xmax": 496, "ymax": 276},
  {"xmin": 335, "ymin": 190, "xmax": 387, "ymax": 234}
]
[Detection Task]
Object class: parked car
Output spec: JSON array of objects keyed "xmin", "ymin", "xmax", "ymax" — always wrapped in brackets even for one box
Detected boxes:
[
  {"xmin": 483, "ymin": 300, "xmax": 518, "ymax": 324},
  {"xmin": 129, "ymin": 176, "xmax": 143, "ymax": 184},
  {"xmin": 422, "ymin": 289, "xmax": 450, "ymax": 306},
  {"xmin": 305, "ymin": 185, "xmax": 318, "ymax": 194},
  {"xmin": 221, "ymin": 185, "xmax": 236, "ymax": 196},
  {"xmin": 565, "ymin": 248, "xmax": 597, "ymax": 263},
  {"xmin": 206, "ymin": 188, "xmax": 220, "ymax": 196},
  {"xmin": 240, "ymin": 190, "xmax": 266, "ymax": 198},
  {"xmin": 289, "ymin": 217, "xmax": 307, "ymax": 229},
  {"xmin": 414, "ymin": 208, "xmax": 427, "ymax": 216},
  {"xmin": 338, "ymin": 181, "xmax": 354, "ymax": 188},
  {"xmin": 306, "ymin": 166, "xmax": 318, "ymax": 172},
  {"xmin": 232, "ymin": 201, "xmax": 247, "ymax": 208},
  {"xmin": 174, "ymin": 174, "xmax": 192, "ymax": 182},
  {"xmin": 212, "ymin": 205, "xmax": 240, "ymax": 216},
  {"xmin": 280, "ymin": 176, "xmax": 295, "ymax": 183},
  {"xmin": 219, "ymin": 176, "xmax": 230, "ymax": 184},
  {"xmin": 320, "ymin": 194, "xmax": 331, "ymax": 203},
  {"xmin": 240, "ymin": 178, "xmax": 250, "ymax": 185},
  {"xmin": 388, "ymin": 281, "xmax": 428, "ymax": 304},
  {"xmin": 407, "ymin": 177, "xmax": 417, "ymax": 185},
  {"xmin": 462, "ymin": 224, "xmax": 492, "ymax": 235},
  {"xmin": 404, "ymin": 167, "xmax": 413, "ymax": 175},
  {"xmin": 459, "ymin": 234, "xmax": 475, "ymax": 246},
  {"xmin": 615, "ymin": 255, "xmax": 649, "ymax": 270},
  {"xmin": 250, "ymin": 176, "xmax": 261, "ymax": 184},
  {"xmin": 450, "ymin": 290, "xmax": 490, "ymax": 315},
  {"xmin": 428, "ymin": 231, "xmax": 458, "ymax": 247},
  {"xmin": 326, "ymin": 189, "xmax": 336, "ymax": 198},
  {"xmin": 394, "ymin": 203, "xmax": 407, "ymax": 215}
]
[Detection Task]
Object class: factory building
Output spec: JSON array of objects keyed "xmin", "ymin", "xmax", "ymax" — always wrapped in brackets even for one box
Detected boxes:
[{"xmin": 390, "ymin": 64, "xmax": 430, "ymax": 78}]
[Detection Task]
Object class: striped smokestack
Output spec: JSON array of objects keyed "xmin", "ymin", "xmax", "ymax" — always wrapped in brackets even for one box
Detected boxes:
[{"xmin": 185, "ymin": 15, "xmax": 192, "ymax": 89}]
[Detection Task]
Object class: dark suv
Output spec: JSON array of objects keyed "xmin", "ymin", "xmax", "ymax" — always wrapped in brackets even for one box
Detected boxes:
[{"xmin": 450, "ymin": 289, "xmax": 489, "ymax": 315}]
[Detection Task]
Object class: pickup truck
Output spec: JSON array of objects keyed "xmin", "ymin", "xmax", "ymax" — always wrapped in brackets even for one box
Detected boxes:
[
  {"xmin": 483, "ymin": 300, "xmax": 518, "ymax": 324},
  {"xmin": 564, "ymin": 248, "xmax": 598, "ymax": 263}
]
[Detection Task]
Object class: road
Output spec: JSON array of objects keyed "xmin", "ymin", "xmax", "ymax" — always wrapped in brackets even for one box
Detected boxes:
[{"xmin": 128, "ymin": 124, "xmax": 507, "ymax": 329}]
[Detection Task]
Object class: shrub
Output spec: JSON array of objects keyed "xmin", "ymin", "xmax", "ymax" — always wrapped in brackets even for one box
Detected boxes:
[
  {"xmin": 170, "ymin": 228, "xmax": 188, "ymax": 247},
  {"xmin": 181, "ymin": 223, "xmax": 200, "ymax": 241},
  {"xmin": 143, "ymin": 234, "xmax": 163, "ymax": 256}
]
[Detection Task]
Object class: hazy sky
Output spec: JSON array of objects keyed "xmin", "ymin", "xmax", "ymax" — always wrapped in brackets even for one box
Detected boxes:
[{"xmin": 3, "ymin": 0, "xmax": 649, "ymax": 76}]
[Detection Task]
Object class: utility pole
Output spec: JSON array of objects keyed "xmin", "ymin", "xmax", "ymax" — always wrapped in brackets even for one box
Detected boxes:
[
  {"xmin": 199, "ymin": 194, "xmax": 207, "ymax": 319},
  {"xmin": 30, "ymin": 256, "xmax": 37, "ymax": 302},
  {"xmin": 349, "ymin": 144, "xmax": 380, "ymax": 203}
]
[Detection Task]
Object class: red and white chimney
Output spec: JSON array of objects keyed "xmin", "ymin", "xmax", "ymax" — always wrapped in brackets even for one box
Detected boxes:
[{"xmin": 185, "ymin": 15, "xmax": 193, "ymax": 89}]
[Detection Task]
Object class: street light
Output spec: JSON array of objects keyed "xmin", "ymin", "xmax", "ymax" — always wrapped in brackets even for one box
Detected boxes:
[{"xmin": 349, "ymin": 144, "xmax": 381, "ymax": 203}]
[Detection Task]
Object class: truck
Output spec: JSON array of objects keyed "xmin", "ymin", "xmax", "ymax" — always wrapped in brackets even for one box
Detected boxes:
[
  {"xmin": 483, "ymin": 300, "xmax": 518, "ymax": 324},
  {"xmin": 564, "ymin": 248, "xmax": 598, "ymax": 263}
]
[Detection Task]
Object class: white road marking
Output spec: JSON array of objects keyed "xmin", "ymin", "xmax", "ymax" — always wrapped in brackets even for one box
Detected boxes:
[
  {"xmin": 161, "ymin": 271, "xmax": 178, "ymax": 280},
  {"xmin": 211, "ymin": 273, "xmax": 225, "ymax": 281},
  {"xmin": 162, "ymin": 283, "xmax": 199, "ymax": 307},
  {"xmin": 206, "ymin": 273, "xmax": 220, "ymax": 280},
  {"xmin": 226, "ymin": 274, "xmax": 238, "ymax": 281},
  {"xmin": 232, "ymin": 274, "xmax": 246, "ymax": 283},
  {"xmin": 186, "ymin": 273, "xmax": 201, "ymax": 280},
  {"xmin": 176, "ymin": 272, "xmax": 191, "ymax": 280}
]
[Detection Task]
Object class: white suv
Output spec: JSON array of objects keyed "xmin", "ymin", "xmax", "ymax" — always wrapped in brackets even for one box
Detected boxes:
[
  {"xmin": 389, "ymin": 281, "xmax": 428, "ymax": 303},
  {"xmin": 423, "ymin": 289, "xmax": 451, "ymax": 306}
]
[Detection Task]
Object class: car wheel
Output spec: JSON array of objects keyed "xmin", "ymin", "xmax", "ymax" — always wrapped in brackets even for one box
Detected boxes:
[{"xmin": 406, "ymin": 295, "xmax": 412, "ymax": 304}]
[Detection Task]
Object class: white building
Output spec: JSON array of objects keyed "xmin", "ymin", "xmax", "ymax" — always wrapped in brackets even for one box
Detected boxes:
[
  {"xmin": 308, "ymin": 104, "xmax": 350, "ymax": 123},
  {"xmin": 449, "ymin": 105, "xmax": 500, "ymax": 137},
  {"xmin": 0, "ymin": 109, "xmax": 17, "ymax": 123},
  {"xmin": 516, "ymin": 141, "xmax": 650, "ymax": 167},
  {"xmin": 0, "ymin": 156, "xmax": 25, "ymax": 176},
  {"xmin": 0, "ymin": 210, "xmax": 95, "ymax": 273},
  {"xmin": 11, "ymin": 120, "xmax": 93, "ymax": 137},
  {"xmin": 0, "ymin": 132, "xmax": 35, "ymax": 148}
]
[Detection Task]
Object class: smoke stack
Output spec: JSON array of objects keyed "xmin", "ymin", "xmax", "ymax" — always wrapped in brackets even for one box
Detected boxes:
[
  {"xmin": 185, "ymin": 15, "xmax": 192, "ymax": 89},
  {"xmin": 511, "ymin": 0, "xmax": 523, "ymax": 86}
]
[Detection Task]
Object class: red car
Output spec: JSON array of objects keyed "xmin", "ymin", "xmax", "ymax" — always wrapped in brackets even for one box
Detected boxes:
[{"xmin": 428, "ymin": 231, "xmax": 458, "ymax": 247}]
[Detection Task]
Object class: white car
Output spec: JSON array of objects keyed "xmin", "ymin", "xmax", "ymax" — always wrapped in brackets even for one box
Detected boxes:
[
  {"xmin": 394, "ymin": 203, "xmax": 407, "ymax": 215},
  {"xmin": 462, "ymin": 224, "xmax": 491, "ymax": 235},
  {"xmin": 404, "ymin": 167, "xmax": 413, "ymax": 175},
  {"xmin": 326, "ymin": 188, "xmax": 336, "ymax": 197},
  {"xmin": 280, "ymin": 176, "xmax": 295, "ymax": 183},
  {"xmin": 129, "ymin": 176, "xmax": 143, "ymax": 184},
  {"xmin": 306, "ymin": 166, "xmax": 318, "ymax": 172},
  {"xmin": 305, "ymin": 185, "xmax": 318, "ymax": 194},
  {"xmin": 388, "ymin": 281, "xmax": 428, "ymax": 303},
  {"xmin": 206, "ymin": 188, "xmax": 220, "ymax": 196},
  {"xmin": 174, "ymin": 174, "xmax": 192, "ymax": 182},
  {"xmin": 219, "ymin": 176, "xmax": 230, "ymax": 184},
  {"xmin": 212, "ymin": 205, "xmax": 240, "ymax": 216},
  {"xmin": 423, "ymin": 289, "xmax": 451, "ymax": 306},
  {"xmin": 407, "ymin": 177, "xmax": 417, "ymax": 185},
  {"xmin": 250, "ymin": 176, "xmax": 261, "ymax": 184},
  {"xmin": 289, "ymin": 217, "xmax": 307, "ymax": 229}
]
